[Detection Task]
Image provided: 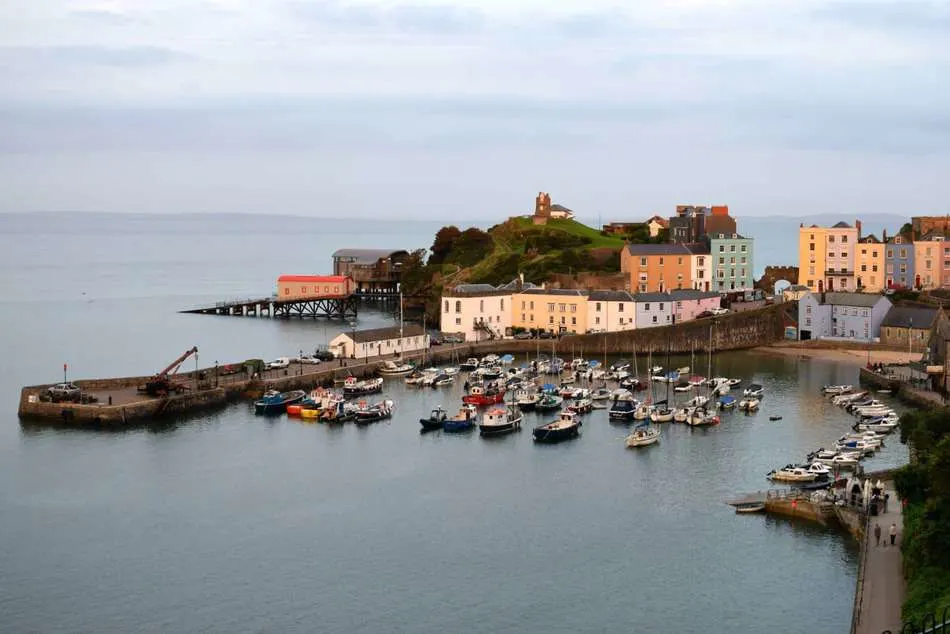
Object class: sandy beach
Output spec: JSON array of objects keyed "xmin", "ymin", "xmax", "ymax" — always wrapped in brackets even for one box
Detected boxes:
[{"xmin": 757, "ymin": 344, "xmax": 921, "ymax": 367}]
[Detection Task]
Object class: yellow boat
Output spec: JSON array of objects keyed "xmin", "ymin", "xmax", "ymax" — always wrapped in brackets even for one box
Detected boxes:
[{"xmin": 300, "ymin": 407, "xmax": 322, "ymax": 420}]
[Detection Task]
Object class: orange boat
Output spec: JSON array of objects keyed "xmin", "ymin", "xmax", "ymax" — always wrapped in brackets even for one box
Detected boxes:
[{"xmin": 287, "ymin": 404, "xmax": 303, "ymax": 416}]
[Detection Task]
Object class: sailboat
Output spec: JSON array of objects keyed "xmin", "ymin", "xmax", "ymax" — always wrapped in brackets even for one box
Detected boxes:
[
  {"xmin": 626, "ymin": 420, "xmax": 661, "ymax": 447},
  {"xmin": 651, "ymin": 336, "xmax": 674, "ymax": 423}
]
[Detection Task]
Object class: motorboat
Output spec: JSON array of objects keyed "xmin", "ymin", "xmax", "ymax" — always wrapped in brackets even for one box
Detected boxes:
[
  {"xmin": 738, "ymin": 398, "xmax": 759, "ymax": 412},
  {"xmin": 611, "ymin": 360, "xmax": 630, "ymax": 372},
  {"xmin": 726, "ymin": 378, "xmax": 742, "ymax": 387},
  {"xmin": 832, "ymin": 391, "xmax": 867, "ymax": 405},
  {"xmin": 734, "ymin": 502, "xmax": 765, "ymax": 513},
  {"xmin": 834, "ymin": 438, "xmax": 879, "ymax": 454},
  {"xmin": 378, "ymin": 360, "xmax": 415, "ymax": 377},
  {"xmin": 462, "ymin": 384, "xmax": 506, "ymax": 406},
  {"xmin": 459, "ymin": 358, "xmax": 480, "ymax": 372},
  {"xmin": 743, "ymin": 384, "xmax": 764, "ymax": 398},
  {"xmin": 676, "ymin": 366, "xmax": 690, "ymax": 375},
  {"xmin": 650, "ymin": 407, "xmax": 675, "ymax": 423},
  {"xmin": 444, "ymin": 405, "xmax": 478, "ymax": 432},
  {"xmin": 855, "ymin": 418, "xmax": 899, "ymax": 433},
  {"xmin": 404, "ymin": 370, "xmax": 427, "ymax": 386},
  {"xmin": 533, "ymin": 410, "xmax": 581, "ymax": 443},
  {"xmin": 828, "ymin": 453, "xmax": 861, "ymax": 468},
  {"xmin": 343, "ymin": 376, "xmax": 384, "ymax": 397},
  {"xmin": 442, "ymin": 366, "xmax": 460, "ymax": 376},
  {"xmin": 633, "ymin": 403, "xmax": 655, "ymax": 421},
  {"xmin": 420, "ymin": 406, "xmax": 448, "ymax": 431},
  {"xmin": 673, "ymin": 382, "xmax": 693, "ymax": 393},
  {"xmin": 718, "ymin": 395, "xmax": 737, "ymax": 410},
  {"xmin": 672, "ymin": 407, "xmax": 692, "ymax": 423},
  {"xmin": 591, "ymin": 387, "xmax": 612, "ymax": 401},
  {"xmin": 353, "ymin": 399, "xmax": 394, "ymax": 424},
  {"xmin": 625, "ymin": 422, "xmax": 661, "ymax": 447},
  {"xmin": 431, "ymin": 373, "xmax": 454, "ymax": 387},
  {"xmin": 608, "ymin": 391, "xmax": 637, "ymax": 421},
  {"xmin": 479, "ymin": 407, "xmax": 522, "ymax": 436},
  {"xmin": 515, "ymin": 388, "xmax": 540, "ymax": 411},
  {"xmin": 254, "ymin": 389, "xmax": 306, "ymax": 415},
  {"xmin": 481, "ymin": 354, "xmax": 501, "ymax": 366},
  {"xmin": 688, "ymin": 375, "xmax": 706, "ymax": 387},
  {"xmin": 567, "ymin": 398, "xmax": 593, "ymax": 415},
  {"xmin": 687, "ymin": 408, "xmax": 719, "ymax": 427},
  {"xmin": 535, "ymin": 393, "xmax": 564, "ymax": 413},
  {"xmin": 619, "ymin": 376, "xmax": 646, "ymax": 391},
  {"xmin": 822, "ymin": 384, "xmax": 853, "ymax": 395},
  {"xmin": 476, "ymin": 366, "xmax": 504, "ymax": 381},
  {"xmin": 650, "ymin": 365, "xmax": 663, "ymax": 375},
  {"xmin": 767, "ymin": 465, "xmax": 818, "ymax": 483}
]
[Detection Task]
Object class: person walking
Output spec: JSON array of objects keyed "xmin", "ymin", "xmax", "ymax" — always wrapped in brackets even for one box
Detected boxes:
[
  {"xmin": 889, "ymin": 523, "xmax": 898, "ymax": 546},
  {"xmin": 883, "ymin": 493, "xmax": 890, "ymax": 513},
  {"xmin": 874, "ymin": 523, "xmax": 882, "ymax": 547}
]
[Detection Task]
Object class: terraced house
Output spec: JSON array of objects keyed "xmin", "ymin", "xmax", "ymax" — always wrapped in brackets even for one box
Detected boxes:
[
  {"xmin": 885, "ymin": 233, "xmax": 915, "ymax": 289},
  {"xmin": 512, "ymin": 288, "xmax": 588, "ymax": 335},
  {"xmin": 620, "ymin": 243, "xmax": 694, "ymax": 292},
  {"xmin": 586, "ymin": 290, "xmax": 636, "ymax": 333},
  {"xmin": 856, "ymin": 234, "xmax": 885, "ymax": 292},
  {"xmin": 709, "ymin": 232, "xmax": 754, "ymax": 291},
  {"xmin": 913, "ymin": 232, "xmax": 944, "ymax": 290}
]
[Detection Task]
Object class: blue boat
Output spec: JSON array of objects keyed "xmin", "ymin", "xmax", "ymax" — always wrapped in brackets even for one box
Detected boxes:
[
  {"xmin": 718, "ymin": 395, "xmax": 737, "ymax": 410},
  {"xmin": 254, "ymin": 389, "xmax": 306, "ymax": 415},
  {"xmin": 443, "ymin": 405, "xmax": 477, "ymax": 433}
]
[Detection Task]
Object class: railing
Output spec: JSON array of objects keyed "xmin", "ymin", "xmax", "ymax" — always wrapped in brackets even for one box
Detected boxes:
[
  {"xmin": 851, "ymin": 495, "xmax": 873, "ymax": 633},
  {"xmin": 882, "ymin": 607, "xmax": 950, "ymax": 633}
]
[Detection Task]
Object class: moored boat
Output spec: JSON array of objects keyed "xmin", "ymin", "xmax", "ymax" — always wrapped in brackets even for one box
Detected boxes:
[
  {"xmin": 625, "ymin": 421, "xmax": 660, "ymax": 447},
  {"xmin": 743, "ymin": 384, "xmax": 764, "ymax": 398},
  {"xmin": 378, "ymin": 360, "xmax": 415, "ymax": 377},
  {"xmin": 444, "ymin": 405, "xmax": 478, "ymax": 433},
  {"xmin": 254, "ymin": 389, "xmax": 306, "ymax": 415},
  {"xmin": 420, "ymin": 406, "xmax": 448, "ymax": 431},
  {"xmin": 354, "ymin": 399, "xmax": 394, "ymax": 424},
  {"xmin": 462, "ymin": 384, "xmax": 506, "ymax": 406},
  {"xmin": 343, "ymin": 376, "xmax": 384, "ymax": 397},
  {"xmin": 534, "ymin": 393, "xmax": 563, "ymax": 413},
  {"xmin": 479, "ymin": 407, "xmax": 522, "ymax": 436},
  {"xmin": 567, "ymin": 398, "xmax": 593, "ymax": 415},
  {"xmin": 533, "ymin": 410, "xmax": 581, "ymax": 443}
]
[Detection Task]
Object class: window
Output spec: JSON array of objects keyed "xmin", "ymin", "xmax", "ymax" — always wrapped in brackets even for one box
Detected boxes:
[
  {"xmin": 500, "ymin": 298, "xmax": 504, "ymax": 310},
  {"xmin": 887, "ymin": 249, "xmax": 894, "ymax": 258},
  {"xmin": 455, "ymin": 300, "xmax": 461, "ymax": 313},
  {"xmin": 640, "ymin": 257, "xmax": 647, "ymax": 266},
  {"xmin": 828, "ymin": 252, "xmax": 836, "ymax": 258},
  {"xmin": 595, "ymin": 317, "xmax": 600, "ymax": 325},
  {"xmin": 805, "ymin": 318, "xmax": 811, "ymax": 326},
  {"xmin": 530, "ymin": 301, "xmax": 534, "ymax": 310},
  {"xmin": 841, "ymin": 251, "xmax": 848, "ymax": 259},
  {"xmin": 699, "ymin": 270, "xmax": 705, "ymax": 279},
  {"xmin": 809, "ymin": 266, "xmax": 815, "ymax": 275},
  {"xmin": 571, "ymin": 317, "xmax": 576, "ymax": 325},
  {"xmin": 740, "ymin": 257, "xmax": 747, "ymax": 265},
  {"xmin": 730, "ymin": 269, "xmax": 736, "ymax": 278},
  {"xmin": 698, "ymin": 257, "xmax": 704, "ymax": 265},
  {"xmin": 741, "ymin": 268, "xmax": 746, "ymax": 277},
  {"xmin": 677, "ymin": 257, "xmax": 683, "ymax": 265},
  {"xmin": 644, "ymin": 303, "xmax": 650, "ymax": 310},
  {"xmin": 521, "ymin": 301, "xmax": 525, "ymax": 310},
  {"xmin": 872, "ymin": 265, "xmax": 878, "ymax": 272},
  {"xmin": 730, "ymin": 245, "xmax": 736, "ymax": 252},
  {"xmin": 455, "ymin": 318, "xmax": 461, "ymax": 325},
  {"xmin": 718, "ymin": 270, "xmax": 725, "ymax": 279},
  {"xmin": 861, "ymin": 264, "xmax": 867, "ymax": 272},
  {"xmin": 810, "ymin": 243, "xmax": 815, "ymax": 251},
  {"xmin": 652, "ymin": 316, "xmax": 658, "ymax": 323},
  {"xmin": 639, "ymin": 273, "xmax": 648, "ymax": 282},
  {"xmin": 618, "ymin": 303, "xmax": 624, "ymax": 312},
  {"xmin": 861, "ymin": 249, "xmax": 867, "ymax": 255},
  {"xmin": 444, "ymin": 300, "xmax": 449, "ymax": 312},
  {"xmin": 549, "ymin": 316, "xmax": 554, "ymax": 324},
  {"xmin": 719, "ymin": 257, "xmax": 725, "ymax": 265},
  {"xmin": 659, "ymin": 257, "xmax": 664, "ymax": 265},
  {"xmin": 530, "ymin": 314, "xmax": 534, "ymax": 321},
  {"xmin": 324, "ymin": 286, "xmax": 329, "ymax": 293},
  {"xmin": 829, "ymin": 235, "xmax": 835, "ymax": 243},
  {"xmin": 560, "ymin": 316, "xmax": 566, "ymax": 324},
  {"xmin": 927, "ymin": 260, "xmax": 933, "ymax": 269},
  {"xmin": 639, "ymin": 284, "xmax": 647, "ymax": 292},
  {"xmin": 900, "ymin": 264, "xmax": 907, "ymax": 274},
  {"xmin": 677, "ymin": 273, "xmax": 683, "ymax": 280},
  {"xmin": 596, "ymin": 302, "xmax": 602, "ymax": 312},
  {"xmin": 547, "ymin": 303, "xmax": 555, "ymax": 312},
  {"xmin": 719, "ymin": 245, "xmax": 725, "ymax": 252},
  {"xmin": 676, "ymin": 301, "xmax": 683, "ymax": 309},
  {"xmin": 480, "ymin": 300, "xmax": 484, "ymax": 312},
  {"xmin": 558, "ymin": 303, "xmax": 566, "ymax": 312},
  {"xmin": 659, "ymin": 303, "xmax": 665, "ymax": 310},
  {"xmin": 842, "ymin": 235, "xmax": 848, "ymax": 243},
  {"xmin": 284, "ymin": 288, "xmax": 290, "ymax": 295},
  {"xmin": 741, "ymin": 245, "xmax": 747, "ymax": 253},
  {"xmin": 805, "ymin": 305, "xmax": 812, "ymax": 315},
  {"xmin": 900, "ymin": 249, "xmax": 907, "ymax": 258},
  {"xmin": 570, "ymin": 304, "xmax": 577, "ymax": 312},
  {"xmin": 730, "ymin": 257, "xmax": 736, "ymax": 264},
  {"xmin": 521, "ymin": 313, "xmax": 525, "ymax": 321}
]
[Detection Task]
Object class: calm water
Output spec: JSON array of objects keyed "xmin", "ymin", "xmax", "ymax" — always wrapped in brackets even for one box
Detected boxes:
[{"xmin": 0, "ymin": 214, "xmax": 908, "ymax": 633}]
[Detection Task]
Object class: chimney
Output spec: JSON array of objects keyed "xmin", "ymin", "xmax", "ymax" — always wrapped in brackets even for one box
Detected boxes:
[
  {"xmin": 855, "ymin": 219, "xmax": 862, "ymax": 238},
  {"xmin": 883, "ymin": 228, "xmax": 888, "ymax": 242}
]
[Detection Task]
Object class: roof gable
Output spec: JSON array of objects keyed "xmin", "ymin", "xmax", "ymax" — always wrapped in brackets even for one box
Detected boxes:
[{"xmin": 881, "ymin": 305, "xmax": 938, "ymax": 329}]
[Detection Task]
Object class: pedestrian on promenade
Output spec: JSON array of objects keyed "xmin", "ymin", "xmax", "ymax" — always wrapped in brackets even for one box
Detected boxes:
[
  {"xmin": 874, "ymin": 523, "xmax": 882, "ymax": 547},
  {"xmin": 884, "ymin": 493, "xmax": 890, "ymax": 513},
  {"xmin": 889, "ymin": 523, "xmax": 898, "ymax": 546}
]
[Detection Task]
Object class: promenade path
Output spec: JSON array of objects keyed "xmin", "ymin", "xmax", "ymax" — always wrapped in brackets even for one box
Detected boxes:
[{"xmin": 854, "ymin": 483, "xmax": 905, "ymax": 634}]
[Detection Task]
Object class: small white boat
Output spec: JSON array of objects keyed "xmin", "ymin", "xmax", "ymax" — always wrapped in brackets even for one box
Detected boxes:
[
  {"xmin": 743, "ymin": 384, "xmax": 764, "ymax": 398},
  {"xmin": 672, "ymin": 407, "xmax": 692, "ymax": 423},
  {"xmin": 591, "ymin": 387, "xmax": 611, "ymax": 401},
  {"xmin": 767, "ymin": 466, "xmax": 818, "ymax": 482},
  {"xmin": 378, "ymin": 360, "xmax": 415, "ymax": 376},
  {"xmin": 738, "ymin": 398, "xmax": 759, "ymax": 412},
  {"xmin": 633, "ymin": 403, "xmax": 654, "ymax": 421},
  {"xmin": 686, "ymin": 395, "xmax": 709, "ymax": 408},
  {"xmin": 625, "ymin": 423, "xmax": 661, "ymax": 447},
  {"xmin": 676, "ymin": 366, "xmax": 690, "ymax": 375},
  {"xmin": 822, "ymin": 384, "xmax": 853, "ymax": 395},
  {"xmin": 650, "ymin": 408, "xmax": 675, "ymax": 423},
  {"xmin": 673, "ymin": 384, "xmax": 693, "ymax": 393},
  {"xmin": 828, "ymin": 453, "xmax": 861, "ymax": 468}
]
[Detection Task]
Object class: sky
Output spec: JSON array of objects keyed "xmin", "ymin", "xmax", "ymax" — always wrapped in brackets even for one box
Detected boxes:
[{"xmin": 1, "ymin": 0, "xmax": 949, "ymax": 219}]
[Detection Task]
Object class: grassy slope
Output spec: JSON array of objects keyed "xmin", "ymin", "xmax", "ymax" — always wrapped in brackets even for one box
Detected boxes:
[{"xmin": 510, "ymin": 216, "xmax": 625, "ymax": 249}]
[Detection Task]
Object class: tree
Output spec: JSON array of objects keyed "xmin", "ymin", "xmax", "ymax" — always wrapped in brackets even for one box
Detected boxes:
[{"xmin": 429, "ymin": 226, "xmax": 461, "ymax": 265}]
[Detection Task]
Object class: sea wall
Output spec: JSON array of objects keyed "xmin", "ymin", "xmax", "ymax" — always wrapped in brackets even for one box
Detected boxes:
[
  {"xmin": 859, "ymin": 368, "xmax": 944, "ymax": 409},
  {"xmin": 765, "ymin": 496, "xmax": 835, "ymax": 525}
]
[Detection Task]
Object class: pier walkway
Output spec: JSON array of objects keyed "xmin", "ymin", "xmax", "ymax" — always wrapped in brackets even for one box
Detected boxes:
[{"xmin": 853, "ymin": 484, "xmax": 905, "ymax": 634}]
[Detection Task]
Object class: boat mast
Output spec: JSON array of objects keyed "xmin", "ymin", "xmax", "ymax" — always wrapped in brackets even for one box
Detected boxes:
[{"xmin": 707, "ymin": 322, "xmax": 713, "ymax": 397}]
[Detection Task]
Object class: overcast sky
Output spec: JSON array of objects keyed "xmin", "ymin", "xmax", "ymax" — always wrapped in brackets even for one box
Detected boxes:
[{"xmin": 2, "ymin": 0, "xmax": 948, "ymax": 219}]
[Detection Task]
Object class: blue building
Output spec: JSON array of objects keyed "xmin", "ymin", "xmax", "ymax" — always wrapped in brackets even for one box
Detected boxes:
[
  {"xmin": 885, "ymin": 233, "xmax": 915, "ymax": 289},
  {"xmin": 708, "ymin": 232, "xmax": 755, "ymax": 291}
]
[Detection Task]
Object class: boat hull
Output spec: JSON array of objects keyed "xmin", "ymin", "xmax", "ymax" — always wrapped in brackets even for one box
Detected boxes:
[
  {"xmin": 532, "ymin": 423, "xmax": 580, "ymax": 443},
  {"xmin": 479, "ymin": 420, "xmax": 521, "ymax": 436}
]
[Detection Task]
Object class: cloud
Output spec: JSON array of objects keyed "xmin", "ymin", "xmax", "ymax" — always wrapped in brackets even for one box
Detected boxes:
[
  {"xmin": 816, "ymin": 1, "xmax": 950, "ymax": 34},
  {"xmin": 0, "ymin": 45, "xmax": 191, "ymax": 68}
]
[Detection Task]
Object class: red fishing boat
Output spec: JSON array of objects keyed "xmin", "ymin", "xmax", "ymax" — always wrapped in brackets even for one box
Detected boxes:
[{"xmin": 462, "ymin": 384, "xmax": 506, "ymax": 406}]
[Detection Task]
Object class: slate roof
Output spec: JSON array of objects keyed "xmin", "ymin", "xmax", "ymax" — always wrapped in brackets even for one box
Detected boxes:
[
  {"xmin": 550, "ymin": 203, "xmax": 573, "ymax": 213},
  {"xmin": 452, "ymin": 284, "xmax": 498, "ymax": 294},
  {"xmin": 625, "ymin": 243, "xmax": 692, "ymax": 256},
  {"xmin": 346, "ymin": 324, "xmax": 426, "ymax": 343},
  {"xmin": 519, "ymin": 288, "xmax": 587, "ymax": 297},
  {"xmin": 588, "ymin": 290, "xmax": 635, "ymax": 302},
  {"xmin": 685, "ymin": 243, "xmax": 711, "ymax": 255},
  {"xmin": 632, "ymin": 292, "xmax": 672, "ymax": 302},
  {"xmin": 646, "ymin": 215, "xmax": 669, "ymax": 227},
  {"xmin": 818, "ymin": 291, "xmax": 889, "ymax": 308},
  {"xmin": 331, "ymin": 248, "xmax": 406, "ymax": 263},
  {"xmin": 832, "ymin": 221, "xmax": 852, "ymax": 228},
  {"xmin": 669, "ymin": 289, "xmax": 721, "ymax": 300},
  {"xmin": 859, "ymin": 234, "xmax": 881, "ymax": 244},
  {"xmin": 881, "ymin": 306, "xmax": 938, "ymax": 329}
]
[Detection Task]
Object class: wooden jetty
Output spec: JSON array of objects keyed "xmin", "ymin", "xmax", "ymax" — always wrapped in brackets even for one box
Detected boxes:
[{"xmin": 181, "ymin": 296, "xmax": 358, "ymax": 320}]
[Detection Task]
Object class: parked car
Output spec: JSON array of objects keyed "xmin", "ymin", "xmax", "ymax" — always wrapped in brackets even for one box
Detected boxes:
[
  {"xmin": 538, "ymin": 330, "xmax": 555, "ymax": 339},
  {"xmin": 711, "ymin": 308, "xmax": 729, "ymax": 316},
  {"xmin": 311, "ymin": 349, "xmax": 336, "ymax": 361},
  {"xmin": 429, "ymin": 336, "xmax": 443, "ymax": 346},
  {"xmin": 695, "ymin": 311, "xmax": 714, "ymax": 319},
  {"xmin": 296, "ymin": 355, "xmax": 322, "ymax": 365},
  {"xmin": 266, "ymin": 357, "xmax": 290, "ymax": 370},
  {"xmin": 513, "ymin": 331, "xmax": 533, "ymax": 340},
  {"xmin": 47, "ymin": 383, "xmax": 81, "ymax": 402},
  {"xmin": 443, "ymin": 334, "xmax": 464, "ymax": 344}
]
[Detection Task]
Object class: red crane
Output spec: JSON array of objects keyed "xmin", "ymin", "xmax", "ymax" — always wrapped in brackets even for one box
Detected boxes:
[{"xmin": 144, "ymin": 346, "xmax": 198, "ymax": 397}]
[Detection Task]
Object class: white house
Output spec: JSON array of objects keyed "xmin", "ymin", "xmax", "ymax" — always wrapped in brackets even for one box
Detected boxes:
[
  {"xmin": 441, "ymin": 285, "xmax": 512, "ymax": 342},
  {"xmin": 633, "ymin": 292, "xmax": 673, "ymax": 329},
  {"xmin": 798, "ymin": 292, "xmax": 892, "ymax": 342},
  {"xmin": 587, "ymin": 290, "xmax": 637, "ymax": 333},
  {"xmin": 329, "ymin": 324, "xmax": 429, "ymax": 360}
]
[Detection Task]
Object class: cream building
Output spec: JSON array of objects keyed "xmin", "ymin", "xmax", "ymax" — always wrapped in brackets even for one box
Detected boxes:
[
  {"xmin": 329, "ymin": 324, "xmax": 428, "ymax": 360},
  {"xmin": 440, "ymin": 285, "xmax": 512, "ymax": 342},
  {"xmin": 586, "ymin": 291, "xmax": 636, "ymax": 333},
  {"xmin": 513, "ymin": 288, "xmax": 588, "ymax": 335}
]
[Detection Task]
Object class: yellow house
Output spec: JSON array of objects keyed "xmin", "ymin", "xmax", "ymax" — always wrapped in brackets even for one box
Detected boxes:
[
  {"xmin": 914, "ymin": 234, "xmax": 944, "ymax": 290},
  {"xmin": 798, "ymin": 225, "xmax": 827, "ymax": 292},
  {"xmin": 856, "ymin": 235, "xmax": 885, "ymax": 292},
  {"xmin": 513, "ymin": 289, "xmax": 588, "ymax": 335}
]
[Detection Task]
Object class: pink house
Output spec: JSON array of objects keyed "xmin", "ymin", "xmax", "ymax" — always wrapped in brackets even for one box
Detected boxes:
[{"xmin": 670, "ymin": 289, "xmax": 721, "ymax": 322}]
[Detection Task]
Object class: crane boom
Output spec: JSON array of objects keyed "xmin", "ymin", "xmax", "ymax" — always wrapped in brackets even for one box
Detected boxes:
[{"xmin": 159, "ymin": 346, "xmax": 198, "ymax": 378}]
